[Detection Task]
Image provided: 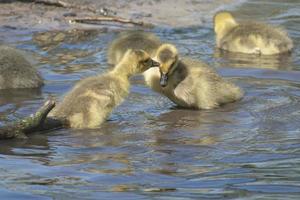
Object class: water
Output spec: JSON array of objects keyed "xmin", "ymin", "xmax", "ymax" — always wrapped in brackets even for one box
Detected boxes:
[{"xmin": 0, "ymin": 0, "xmax": 300, "ymax": 199}]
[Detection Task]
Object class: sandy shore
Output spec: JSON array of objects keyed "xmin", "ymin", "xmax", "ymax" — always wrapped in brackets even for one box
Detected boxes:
[{"xmin": 0, "ymin": 0, "xmax": 243, "ymax": 31}]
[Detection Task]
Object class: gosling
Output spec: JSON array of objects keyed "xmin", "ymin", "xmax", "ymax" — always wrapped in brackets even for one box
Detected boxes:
[
  {"xmin": 107, "ymin": 30, "xmax": 161, "ymax": 65},
  {"xmin": 49, "ymin": 49, "xmax": 160, "ymax": 129},
  {"xmin": 214, "ymin": 11, "xmax": 293, "ymax": 55},
  {"xmin": 0, "ymin": 45, "xmax": 43, "ymax": 89},
  {"xmin": 144, "ymin": 44, "xmax": 244, "ymax": 109}
]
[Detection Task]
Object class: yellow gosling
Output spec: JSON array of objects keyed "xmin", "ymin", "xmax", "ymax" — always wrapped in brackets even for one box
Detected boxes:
[
  {"xmin": 214, "ymin": 11, "xmax": 293, "ymax": 55},
  {"xmin": 144, "ymin": 43, "xmax": 244, "ymax": 109},
  {"xmin": 50, "ymin": 49, "xmax": 160, "ymax": 129}
]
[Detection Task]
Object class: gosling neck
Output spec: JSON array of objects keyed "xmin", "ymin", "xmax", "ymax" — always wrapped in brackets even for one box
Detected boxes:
[
  {"xmin": 216, "ymin": 23, "xmax": 237, "ymax": 46},
  {"xmin": 169, "ymin": 57, "xmax": 180, "ymax": 76},
  {"xmin": 111, "ymin": 59, "xmax": 138, "ymax": 78}
]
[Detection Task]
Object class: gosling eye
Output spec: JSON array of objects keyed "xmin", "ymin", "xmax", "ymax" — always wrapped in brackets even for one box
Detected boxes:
[{"xmin": 143, "ymin": 58, "xmax": 152, "ymax": 66}]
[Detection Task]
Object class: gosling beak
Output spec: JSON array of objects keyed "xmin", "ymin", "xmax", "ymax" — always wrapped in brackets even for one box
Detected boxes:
[
  {"xmin": 151, "ymin": 60, "xmax": 160, "ymax": 67},
  {"xmin": 160, "ymin": 73, "xmax": 168, "ymax": 87}
]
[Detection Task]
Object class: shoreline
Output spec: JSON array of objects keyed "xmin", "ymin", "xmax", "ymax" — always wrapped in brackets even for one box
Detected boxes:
[{"xmin": 0, "ymin": 0, "xmax": 246, "ymax": 32}]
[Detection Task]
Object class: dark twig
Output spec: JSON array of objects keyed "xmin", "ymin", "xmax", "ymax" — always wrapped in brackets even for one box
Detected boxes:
[
  {"xmin": 68, "ymin": 16, "xmax": 153, "ymax": 27},
  {"xmin": 0, "ymin": 99, "xmax": 56, "ymax": 139}
]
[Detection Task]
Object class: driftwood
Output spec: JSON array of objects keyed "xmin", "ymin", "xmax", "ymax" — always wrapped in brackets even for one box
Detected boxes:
[
  {"xmin": 68, "ymin": 16, "xmax": 153, "ymax": 27},
  {"xmin": 0, "ymin": 99, "xmax": 57, "ymax": 139}
]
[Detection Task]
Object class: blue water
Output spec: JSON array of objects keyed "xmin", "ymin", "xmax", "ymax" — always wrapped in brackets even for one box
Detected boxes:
[{"xmin": 0, "ymin": 0, "xmax": 300, "ymax": 199}]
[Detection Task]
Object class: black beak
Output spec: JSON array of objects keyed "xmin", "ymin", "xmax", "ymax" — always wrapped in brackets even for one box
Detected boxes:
[
  {"xmin": 151, "ymin": 60, "xmax": 160, "ymax": 67},
  {"xmin": 160, "ymin": 73, "xmax": 168, "ymax": 87}
]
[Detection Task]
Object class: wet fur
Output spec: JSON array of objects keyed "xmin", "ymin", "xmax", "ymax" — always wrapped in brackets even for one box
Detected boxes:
[
  {"xmin": 214, "ymin": 11, "xmax": 293, "ymax": 55},
  {"xmin": 0, "ymin": 45, "xmax": 43, "ymax": 89},
  {"xmin": 50, "ymin": 50, "xmax": 155, "ymax": 129},
  {"xmin": 107, "ymin": 31, "xmax": 161, "ymax": 65},
  {"xmin": 144, "ymin": 44, "xmax": 244, "ymax": 109}
]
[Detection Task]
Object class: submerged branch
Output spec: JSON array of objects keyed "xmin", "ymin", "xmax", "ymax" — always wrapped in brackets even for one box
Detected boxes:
[
  {"xmin": 0, "ymin": 99, "xmax": 56, "ymax": 139},
  {"xmin": 22, "ymin": 99, "xmax": 56, "ymax": 133}
]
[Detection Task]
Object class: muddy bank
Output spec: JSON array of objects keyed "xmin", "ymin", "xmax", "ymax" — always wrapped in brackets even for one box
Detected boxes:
[{"xmin": 0, "ymin": 0, "xmax": 243, "ymax": 31}]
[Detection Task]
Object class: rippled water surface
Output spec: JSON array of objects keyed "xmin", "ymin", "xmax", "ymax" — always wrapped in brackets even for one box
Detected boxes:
[{"xmin": 0, "ymin": 0, "xmax": 300, "ymax": 199}]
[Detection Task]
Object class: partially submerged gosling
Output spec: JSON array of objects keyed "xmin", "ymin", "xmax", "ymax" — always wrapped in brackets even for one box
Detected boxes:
[
  {"xmin": 49, "ymin": 49, "xmax": 159, "ymax": 129},
  {"xmin": 214, "ymin": 11, "xmax": 293, "ymax": 55},
  {"xmin": 107, "ymin": 31, "xmax": 162, "ymax": 65},
  {"xmin": 0, "ymin": 45, "xmax": 43, "ymax": 89},
  {"xmin": 144, "ymin": 44, "xmax": 243, "ymax": 109}
]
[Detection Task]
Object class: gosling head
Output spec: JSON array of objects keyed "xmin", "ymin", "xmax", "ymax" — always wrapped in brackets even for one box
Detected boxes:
[
  {"xmin": 123, "ymin": 49, "xmax": 160, "ymax": 74},
  {"xmin": 155, "ymin": 43, "xmax": 179, "ymax": 87},
  {"xmin": 213, "ymin": 11, "xmax": 237, "ymax": 36}
]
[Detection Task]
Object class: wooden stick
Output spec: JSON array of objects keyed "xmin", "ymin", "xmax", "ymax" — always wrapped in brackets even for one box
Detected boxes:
[
  {"xmin": 22, "ymin": 99, "xmax": 56, "ymax": 133},
  {"xmin": 68, "ymin": 16, "xmax": 153, "ymax": 27},
  {"xmin": 0, "ymin": 99, "xmax": 56, "ymax": 139}
]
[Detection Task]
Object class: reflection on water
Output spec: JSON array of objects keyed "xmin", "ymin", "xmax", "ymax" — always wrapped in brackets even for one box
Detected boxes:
[
  {"xmin": 214, "ymin": 48, "xmax": 294, "ymax": 70},
  {"xmin": 0, "ymin": 0, "xmax": 300, "ymax": 199}
]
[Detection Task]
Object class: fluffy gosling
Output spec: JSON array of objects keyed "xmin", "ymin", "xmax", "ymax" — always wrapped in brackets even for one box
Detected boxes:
[
  {"xmin": 49, "ymin": 49, "xmax": 160, "ymax": 129},
  {"xmin": 0, "ymin": 45, "xmax": 43, "ymax": 89},
  {"xmin": 144, "ymin": 43, "xmax": 244, "ymax": 109},
  {"xmin": 214, "ymin": 11, "xmax": 293, "ymax": 55}
]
